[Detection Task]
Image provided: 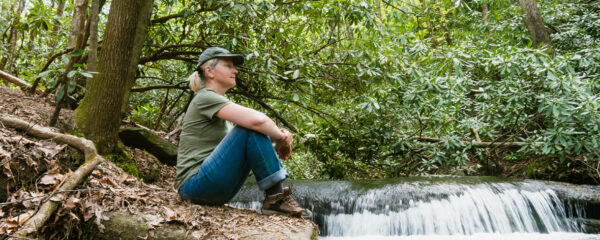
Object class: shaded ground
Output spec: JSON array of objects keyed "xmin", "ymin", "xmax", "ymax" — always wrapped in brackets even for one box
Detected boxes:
[{"xmin": 0, "ymin": 86, "xmax": 317, "ymax": 239}]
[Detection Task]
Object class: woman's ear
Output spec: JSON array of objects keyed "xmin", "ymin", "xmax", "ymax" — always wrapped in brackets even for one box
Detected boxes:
[{"xmin": 204, "ymin": 66, "xmax": 214, "ymax": 79}]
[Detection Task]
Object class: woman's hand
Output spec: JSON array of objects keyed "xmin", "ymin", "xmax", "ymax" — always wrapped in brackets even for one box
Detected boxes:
[{"xmin": 275, "ymin": 129, "xmax": 293, "ymax": 160}]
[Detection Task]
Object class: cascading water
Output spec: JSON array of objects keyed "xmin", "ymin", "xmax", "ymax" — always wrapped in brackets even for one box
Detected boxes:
[{"xmin": 230, "ymin": 177, "xmax": 600, "ymax": 239}]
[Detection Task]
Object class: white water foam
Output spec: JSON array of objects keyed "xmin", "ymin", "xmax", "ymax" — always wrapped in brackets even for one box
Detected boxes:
[
  {"xmin": 231, "ymin": 182, "xmax": 592, "ymax": 239},
  {"xmin": 324, "ymin": 185, "xmax": 584, "ymax": 236},
  {"xmin": 321, "ymin": 232, "xmax": 600, "ymax": 240}
]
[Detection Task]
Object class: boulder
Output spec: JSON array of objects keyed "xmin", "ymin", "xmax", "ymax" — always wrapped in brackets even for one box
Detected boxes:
[
  {"xmin": 84, "ymin": 211, "xmax": 318, "ymax": 240},
  {"xmin": 118, "ymin": 127, "xmax": 177, "ymax": 166}
]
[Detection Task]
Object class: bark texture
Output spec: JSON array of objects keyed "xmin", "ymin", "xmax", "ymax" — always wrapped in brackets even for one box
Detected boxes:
[
  {"xmin": 519, "ymin": 0, "xmax": 552, "ymax": 48},
  {"xmin": 74, "ymin": 0, "xmax": 154, "ymax": 154},
  {"xmin": 67, "ymin": 0, "xmax": 87, "ymax": 49},
  {"xmin": 87, "ymin": 0, "xmax": 101, "ymax": 88},
  {"xmin": 49, "ymin": 0, "xmax": 88, "ymax": 127}
]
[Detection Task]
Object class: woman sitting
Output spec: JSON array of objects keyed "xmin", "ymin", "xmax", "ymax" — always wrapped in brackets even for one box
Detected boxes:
[{"xmin": 176, "ymin": 47, "xmax": 308, "ymax": 218}]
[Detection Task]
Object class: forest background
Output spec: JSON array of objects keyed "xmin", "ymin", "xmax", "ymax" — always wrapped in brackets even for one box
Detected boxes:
[{"xmin": 1, "ymin": 0, "xmax": 599, "ymax": 184}]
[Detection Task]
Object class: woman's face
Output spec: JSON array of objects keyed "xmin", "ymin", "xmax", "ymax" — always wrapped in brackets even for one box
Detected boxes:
[{"xmin": 207, "ymin": 58, "xmax": 239, "ymax": 88}]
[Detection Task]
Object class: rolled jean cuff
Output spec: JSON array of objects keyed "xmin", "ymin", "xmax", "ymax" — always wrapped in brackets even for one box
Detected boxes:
[{"xmin": 257, "ymin": 168, "xmax": 288, "ymax": 191}]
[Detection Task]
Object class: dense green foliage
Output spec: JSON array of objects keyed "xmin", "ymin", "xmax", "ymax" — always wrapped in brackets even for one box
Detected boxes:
[{"xmin": 1, "ymin": 0, "xmax": 599, "ymax": 182}]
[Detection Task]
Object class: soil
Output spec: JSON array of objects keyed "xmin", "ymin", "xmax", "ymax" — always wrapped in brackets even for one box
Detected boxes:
[{"xmin": 0, "ymin": 86, "xmax": 317, "ymax": 239}]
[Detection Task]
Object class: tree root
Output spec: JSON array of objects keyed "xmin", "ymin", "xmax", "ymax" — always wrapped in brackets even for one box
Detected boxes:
[{"xmin": 0, "ymin": 116, "xmax": 105, "ymax": 237}]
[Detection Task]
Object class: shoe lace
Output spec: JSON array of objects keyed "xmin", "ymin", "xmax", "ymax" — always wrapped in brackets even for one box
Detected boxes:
[{"xmin": 283, "ymin": 184, "xmax": 300, "ymax": 208}]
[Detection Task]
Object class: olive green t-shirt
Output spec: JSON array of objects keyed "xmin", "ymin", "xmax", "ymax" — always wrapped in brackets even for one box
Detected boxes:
[{"xmin": 175, "ymin": 88, "xmax": 230, "ymax": 190}]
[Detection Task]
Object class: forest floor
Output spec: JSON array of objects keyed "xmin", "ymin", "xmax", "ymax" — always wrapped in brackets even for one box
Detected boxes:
[{"xmin": 0, "ymin": 85, "xmax": 317, "ymax": 239}]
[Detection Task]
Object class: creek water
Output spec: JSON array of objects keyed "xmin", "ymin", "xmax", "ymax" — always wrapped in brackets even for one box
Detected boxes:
[{"xmin": 230, "ymin": 176, "xmax": 600, "ymax": 240}]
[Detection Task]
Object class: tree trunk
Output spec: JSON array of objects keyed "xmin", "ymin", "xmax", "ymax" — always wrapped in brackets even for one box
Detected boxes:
[
  {"xmin": 482, "ymin": 3, "xmax": 489, "ymax": 24},
  {"xmin": 87, "ymin": 0, "xmax": 101, "ymax": 88},
  {"xmin": 67, "ymin": 0, "xmax": 87, "ymax": 49},
  {"xmin": 518, "ymin": 0, "xmax": 551, "ymax": 49},
  {"xmin": 0, "ymin": 0, "xmax": 26, "ymax": 72},
  {"xmin": 48, "ymin": 0, "xmax": 66, "ymax": 53},
  {"xmin": 419, "ymin": 0, "xmax": 438, "ymax": 49},
  {"xmin": 120, "ymin": 0, "xmax": 153, "ymax": 116},
  {"xmin": 49, "ymin": 0, "xmax": 88, "ymax": 127},
  {"xmin": 75, "ymin": 0, "xmax": 154, "ymax": 154},
  {"xmin": 438, "ymin": 6, "xmax": 452, "ymax": 46}
]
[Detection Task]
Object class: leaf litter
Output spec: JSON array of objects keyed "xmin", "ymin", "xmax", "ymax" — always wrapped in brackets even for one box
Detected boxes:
[{"xmin": 0, "ymin": 85, "xmax": 316, "ymax": 239}]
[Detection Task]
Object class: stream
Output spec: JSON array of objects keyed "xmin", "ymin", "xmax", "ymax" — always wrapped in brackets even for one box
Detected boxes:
[{"xmin": 231, "ymin": 176, "xmax": 600, "ymax": 240}]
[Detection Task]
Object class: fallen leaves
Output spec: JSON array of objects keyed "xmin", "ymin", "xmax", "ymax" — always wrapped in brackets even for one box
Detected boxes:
[
  {"xmin": 0, "ymin": 101, "xmax": 315, "ymax": 239},
  {"xmin": 38, "ymin": 142, "xmax": 67, "ymax": 158},
  {"xmin": 2, "ymin": 161, "xmax": 14, "ymax": 177},
  {"xmin": 163, "ymin": 206, "xmax": 177, "ymax": 222},
  {"xmin": 0, "ymin": 145, "xmax": 11, "ymax": 160},
  {"xmin": 0, "ymin": 210, "xmax": 35, "ymax": 235},
  {"xmin": 39, "ymin": 173, "xmax": 64, "ymax": 187}
]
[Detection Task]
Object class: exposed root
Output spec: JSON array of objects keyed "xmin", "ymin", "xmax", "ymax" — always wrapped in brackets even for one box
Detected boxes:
[{"xmin": 0, "ymin": 116, "xmax": 104, "ymax": 237}]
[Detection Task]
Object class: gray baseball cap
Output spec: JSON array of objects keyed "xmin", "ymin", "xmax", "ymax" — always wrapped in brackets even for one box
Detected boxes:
[{"xmin": 195, "ymin": 47, "xmax": 244, "ymax": 71}]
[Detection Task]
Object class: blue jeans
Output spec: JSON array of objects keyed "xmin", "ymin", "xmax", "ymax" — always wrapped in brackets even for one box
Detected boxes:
[{"xmin": 178, "ymin": 126, "xmax": 288, "ymax": 205}]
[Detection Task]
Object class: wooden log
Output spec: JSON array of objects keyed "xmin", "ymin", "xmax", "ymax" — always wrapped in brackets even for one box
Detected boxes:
[
  {"xmin": 0, "ymin": 70, "xmax": 45, "ymax": 95},
  {"xmin": 118, "ymin": 127, "xmax": 177, "ymax": 166},
  {"xmin": 0, "ymin": 116, "xmax": 105, "ymax": 237}
]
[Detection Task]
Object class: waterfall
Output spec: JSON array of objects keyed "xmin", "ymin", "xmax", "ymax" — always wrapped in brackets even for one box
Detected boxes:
[
  {"xmin": 323, "ymin": 185, "xmax": 583, "ymax": 236},
  {"xmin": 230, "ymin": 178, "xmax": 599, "ymax": 239}
]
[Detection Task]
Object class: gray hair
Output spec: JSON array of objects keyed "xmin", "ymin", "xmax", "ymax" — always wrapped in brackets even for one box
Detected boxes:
[{"xmin": 188, "ymin": 58, "xmax": 219, "ymax": 92}]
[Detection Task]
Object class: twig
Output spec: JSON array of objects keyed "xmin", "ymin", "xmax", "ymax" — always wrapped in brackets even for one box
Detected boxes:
[
  {"xmin": 470, "ymin": 128, "xmax": 481, "ymax": 142},
  {"xmin": 130, "ymin": 81, "xmax": 187, "ymax": 92},
  {"xmin": 0, "ymin": 189, "xmax": 105, "ymax": 207}
]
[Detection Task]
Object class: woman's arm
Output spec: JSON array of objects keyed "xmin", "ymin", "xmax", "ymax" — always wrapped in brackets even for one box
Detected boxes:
[{"xmin": 215, "ymin": 102, "xmax": 284, "ymax": 140}]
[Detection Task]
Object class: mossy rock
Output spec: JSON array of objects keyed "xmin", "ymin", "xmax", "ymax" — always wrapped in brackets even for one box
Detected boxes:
[
  {"xmin": 106, "ymin": 147, "xmax": 140, "ymax": 177},
  {"xmin": 82, "ymin": 211, "xmax": 186, "ymax": 240},
  {"xmin": 118, "ymin": 127, "xmax": 177, "ymax": 166}
]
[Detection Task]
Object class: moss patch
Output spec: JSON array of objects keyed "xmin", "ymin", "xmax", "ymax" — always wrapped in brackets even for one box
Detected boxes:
[{"xmin": 105, "ymin": 146, "xmax": 139, "ymax": 177}]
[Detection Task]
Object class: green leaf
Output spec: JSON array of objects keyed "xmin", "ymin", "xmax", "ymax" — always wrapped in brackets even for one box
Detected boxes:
[
  {"xmin": 56, "ymin": 85, "xmax": 66, "ymax": 102},
  {"xmin": 68, "ymin": 80, "xmax": 77, "ymax": 93},
  {"xmin": 80, "ymin": 72, "xmax": 93, "ymax": 78},
  {"xmin": 292, "ymin": 69, "xmax": 300, "ymax": 79},
  {"xmin": 68, "ymin": 49, "xmax": 85, "ymax": 57},
  {"xmin": 67, "ymin": 70, "xmax": 76, "ymax": 78},
  {"xmin": 36, "ymin": 70, "xmax": 53, "ymax": 78}
]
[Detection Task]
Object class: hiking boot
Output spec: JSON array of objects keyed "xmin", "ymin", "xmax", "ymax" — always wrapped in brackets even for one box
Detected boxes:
[
  {"xmin": 262, "ymin": 187, "xmax": 303, "ymax": 218},
  {"xmin": 281, "ymin": 187, "xmax": 313, "ymax": 219}
]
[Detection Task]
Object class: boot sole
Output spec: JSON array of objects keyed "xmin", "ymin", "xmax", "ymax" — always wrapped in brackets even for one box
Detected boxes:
[{"xmin": 261, "ymin": 209, "xmax": 302, "ymax": 218}]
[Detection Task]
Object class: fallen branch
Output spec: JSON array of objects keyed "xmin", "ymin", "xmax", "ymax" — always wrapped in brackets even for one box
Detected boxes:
[
  {"xmin": 0, "ymin": 70, "xmax": 44, "ymax": 95},
  {"xmin": 130, "ymin": 82, "xmax": 188, "ymax": 92},
  {"xmin": 397, "ymin": 134, "xmax": 538, "ymax": 148},
  {"xmin": 0, "ymin": 116, "xmax": 105, "ymax": 237}
]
